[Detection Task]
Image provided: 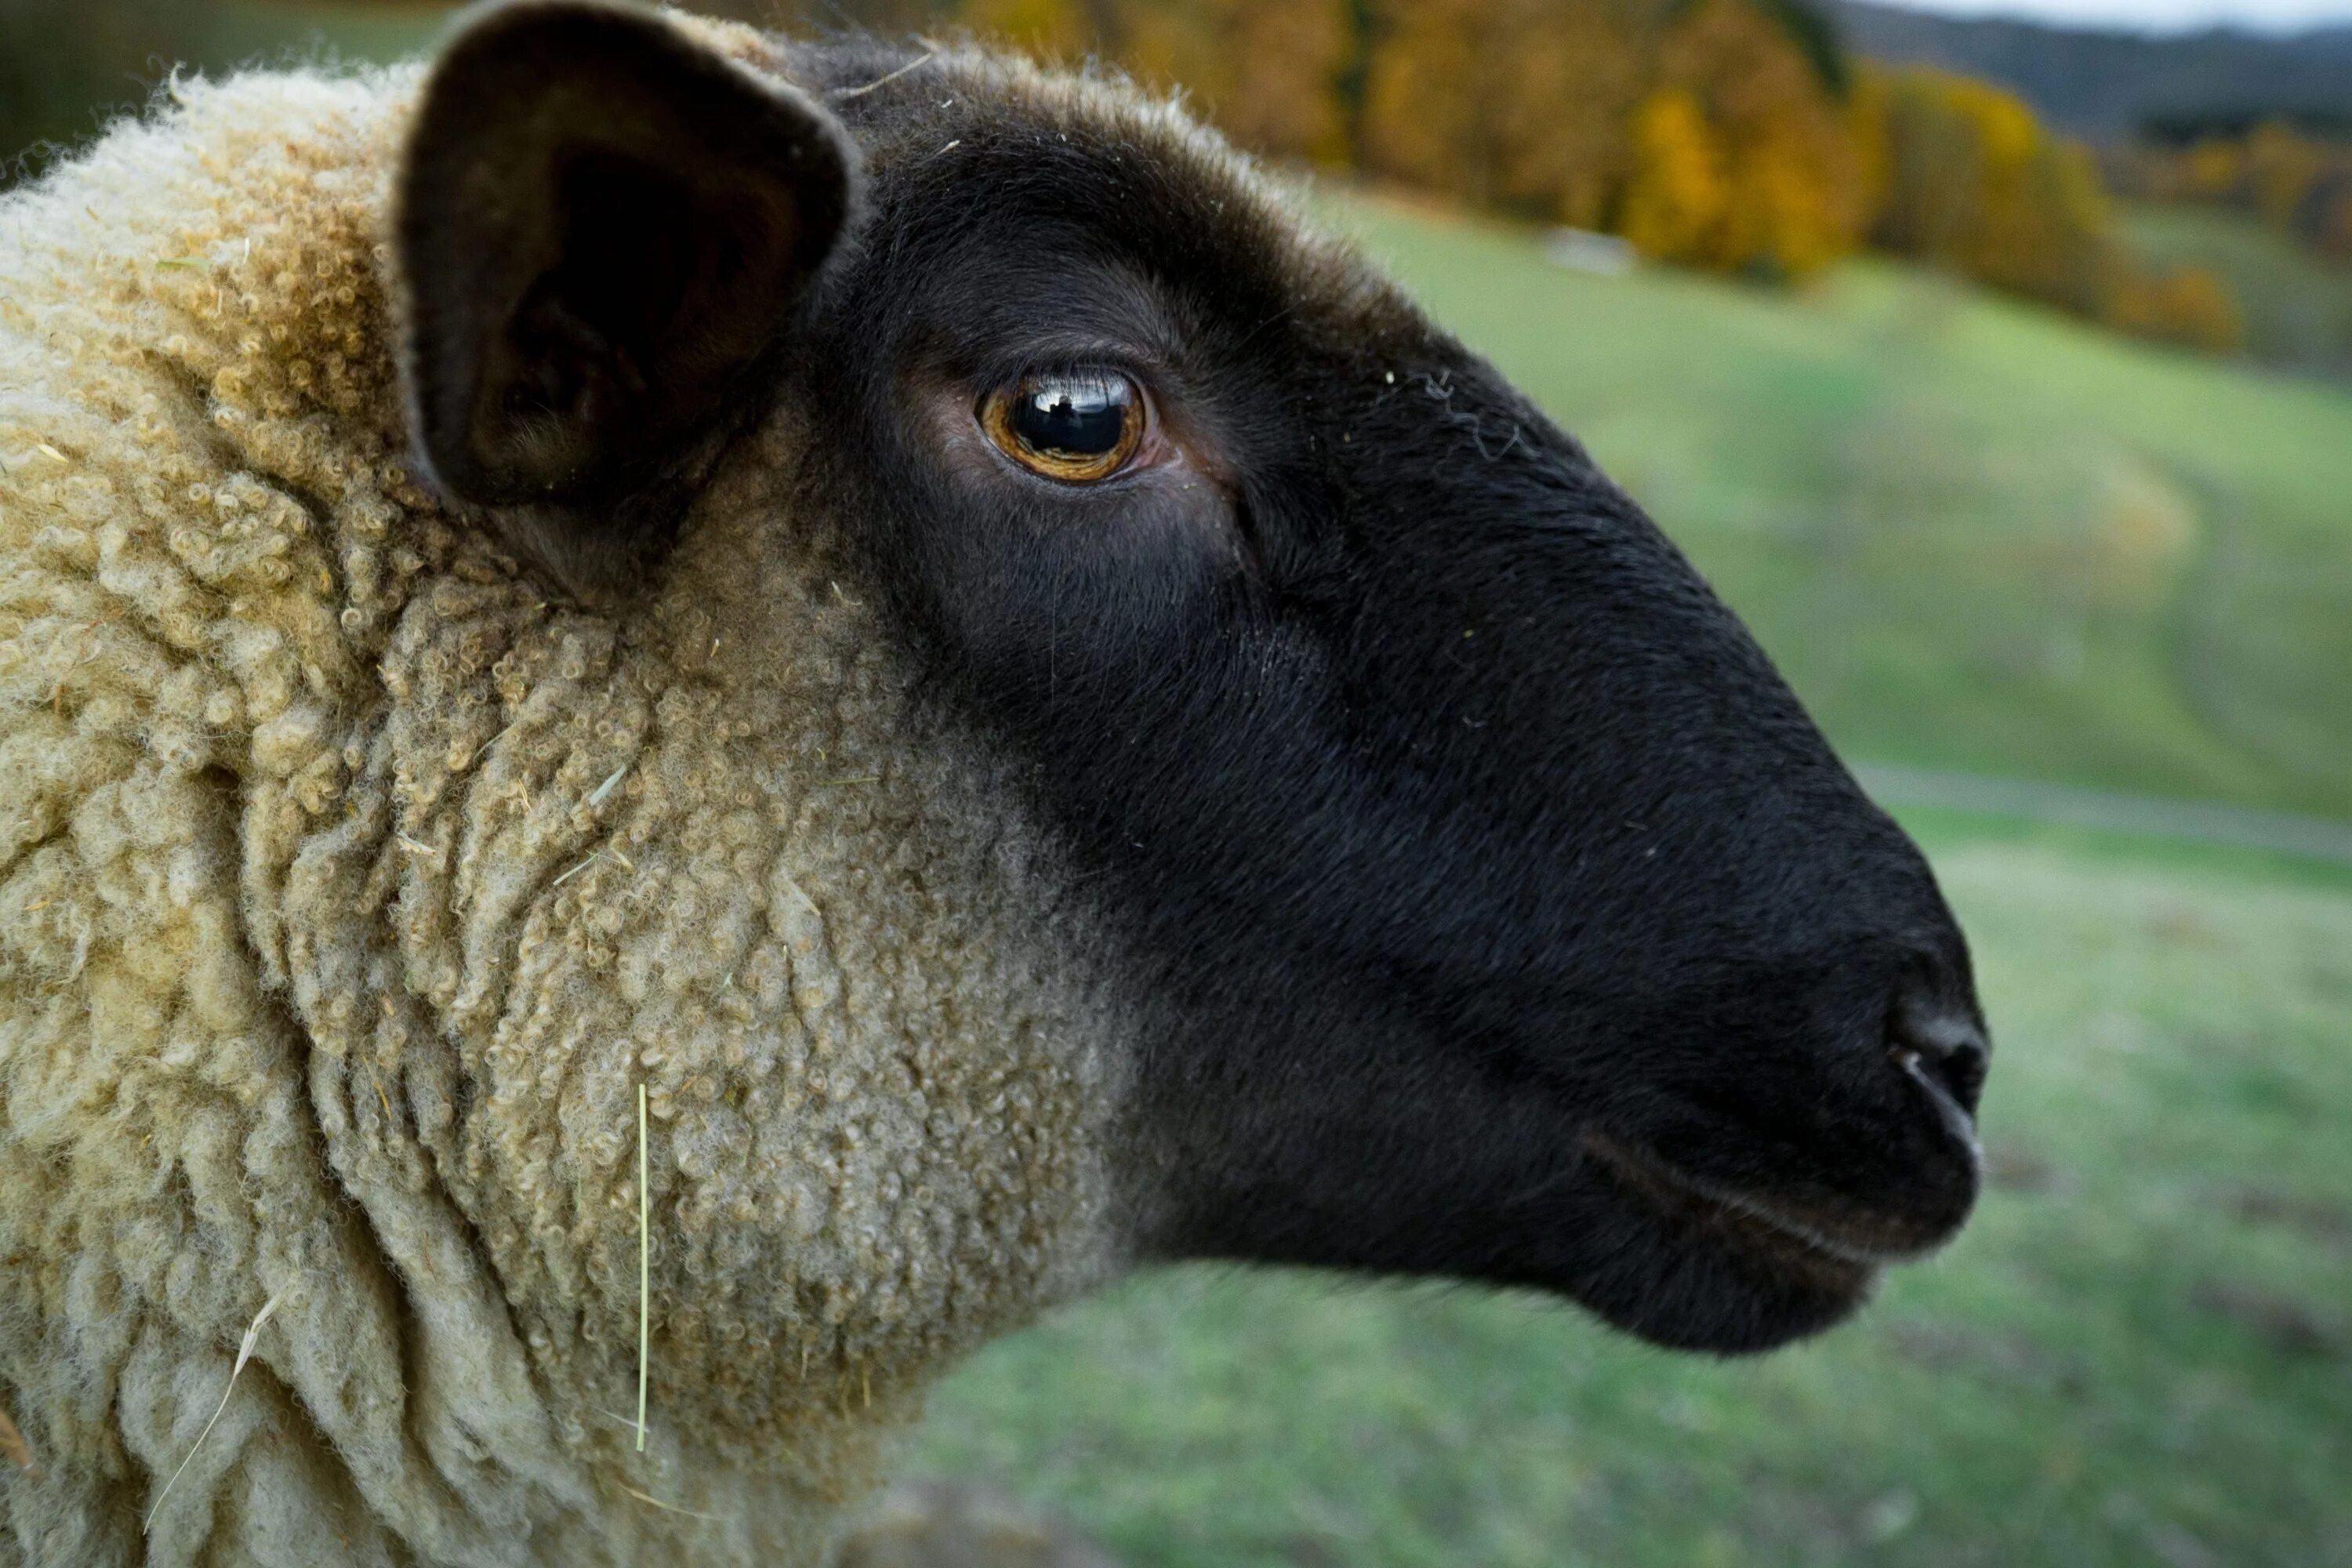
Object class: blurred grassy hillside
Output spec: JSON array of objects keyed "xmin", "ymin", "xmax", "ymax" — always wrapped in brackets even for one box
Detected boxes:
[{"xmin": 2122, "ymin": 200, "xmax": 2352, "ymax": 380}]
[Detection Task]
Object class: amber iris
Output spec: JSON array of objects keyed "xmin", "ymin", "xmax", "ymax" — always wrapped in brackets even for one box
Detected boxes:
[{"xmin": 979, "ymin": 370, "xmax": 1145, "ymax": 482}]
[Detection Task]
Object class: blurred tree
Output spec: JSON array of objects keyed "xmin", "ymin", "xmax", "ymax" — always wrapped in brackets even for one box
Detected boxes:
[
  {"xmin": 1621, "ymin": 89, "xmax": 1724, "ymax": 262},
  {"xmin": 2244, "ymin": 120, "xmax": 2332, "ymax": 230},
  {"xmin": 1359, "ymin": 0, "xmax": 1661, "ymax": 230},
  {"xmin": 2111, "ymin": 118, "xmax": 2352, "ymax": 265},
  {"xmin": 1871, "ymin": 68, "xmax": 2120, "ymax": 317},
  {"xmin": 1350, "ymin": 0, "xmax": 1867, "ymax": 276},
  {"xmin": 1655, "ymin": 0, "xmax": 1867, "ymax": 274},
  {"xmin": 1482, "ymin": 0, "xmax": 1653, "ymax": 228},
  {"xmin": 2324, "ymin": 179, "xmax": 2352, "ymax": 260},
  {"xmin": 953, "ymin": 0, "xmax": 1351, "ymax": 162},
  {"xmin": 1869, "ymin": 67, "xmax": 2249, "ymax": 350},
  {"xmin": 1331, "ymin": 0, "xmax": 1381, "ymax": 168},
  {"xmin": 2111, "ymin": 263, "xmax": 2245, "ymax": 353},
  {"xmin": 1355, "ymin": 0, "xmax": 1501, "ymax": 207},
  {"xmin": 960, "ymin": 0, "xmax": 1094, "ymax": 56},
  {"xmin": 1120, "ymin": 0, "xmax": 1352, "ymax": 164}
]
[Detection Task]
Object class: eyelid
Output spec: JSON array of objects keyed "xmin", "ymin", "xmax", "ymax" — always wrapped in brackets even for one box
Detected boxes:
[{"xmin": 967, "ymin": 335, "xmax": 1170, "ymax": 392}]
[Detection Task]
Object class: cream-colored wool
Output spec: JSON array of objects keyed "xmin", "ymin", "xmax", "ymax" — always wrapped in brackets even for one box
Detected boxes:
[{"xmin": 0, "ymin": 25, "xmax": 1124, "ymax": 1566}]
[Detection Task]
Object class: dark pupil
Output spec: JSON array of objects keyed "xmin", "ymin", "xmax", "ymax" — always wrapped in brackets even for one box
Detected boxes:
[{"xmin": 1013, "ymin": 375, "xmax": 1129, "ymax": 456}]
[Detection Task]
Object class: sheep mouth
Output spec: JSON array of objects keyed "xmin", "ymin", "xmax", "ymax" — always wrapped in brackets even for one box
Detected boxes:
[{"xmin": 1578, "ymin": 1129, "xmax": 1889, "ymax": 1297}]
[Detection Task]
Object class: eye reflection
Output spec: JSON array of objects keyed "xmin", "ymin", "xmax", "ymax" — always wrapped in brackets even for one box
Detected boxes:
[{"xmin": 978, "ymin": 370, "xmax": 1146, "ymax": 482}]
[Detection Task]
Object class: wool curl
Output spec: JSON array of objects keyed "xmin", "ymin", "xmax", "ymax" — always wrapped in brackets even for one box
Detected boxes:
[{"xmin": 0, "ymin": 20, "xmax": 1123, "ymax": 1566}]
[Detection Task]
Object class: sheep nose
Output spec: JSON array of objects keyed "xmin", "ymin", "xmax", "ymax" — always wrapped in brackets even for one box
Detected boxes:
[{"xmin": 1888, "ymin": 980, "xmax": 1988, "ymax": 1154}]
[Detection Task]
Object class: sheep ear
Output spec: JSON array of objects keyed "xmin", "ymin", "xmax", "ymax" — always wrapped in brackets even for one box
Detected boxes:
[{"xmin": 394, "ymin": 0, "xmax": 855, "ymax": 511}]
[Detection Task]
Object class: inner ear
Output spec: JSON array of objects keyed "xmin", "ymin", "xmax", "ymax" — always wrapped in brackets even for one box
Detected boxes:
[{"xmin": 395, "ymin": 0, "xmax": 856, "ymax": 511}]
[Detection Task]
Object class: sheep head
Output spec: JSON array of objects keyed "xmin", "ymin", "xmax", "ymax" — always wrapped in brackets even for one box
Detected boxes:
[{"xmin": 376, "ymin": 0, "xmax": 1992, "ymax": 1465}]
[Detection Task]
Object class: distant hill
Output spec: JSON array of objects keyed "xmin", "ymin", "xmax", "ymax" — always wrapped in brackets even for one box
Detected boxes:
[{"xmin": 1831, "ymin": 1, "xmax": 2352, "ymax": 139}]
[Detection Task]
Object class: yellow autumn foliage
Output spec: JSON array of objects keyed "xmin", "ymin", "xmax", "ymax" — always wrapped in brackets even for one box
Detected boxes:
[
  {"xmin": 824, "ymin": 0, "xmax": 2248, "ymax": 353},
  {"xmin": 1622, "ymin": 90, "xmax": 1726, "ymax": 263}
]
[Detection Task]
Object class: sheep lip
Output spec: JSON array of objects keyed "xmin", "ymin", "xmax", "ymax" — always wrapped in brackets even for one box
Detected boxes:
[{"xmin": 1578, "ymin": 1129, "xmax": 1905, "ymax": 1283}]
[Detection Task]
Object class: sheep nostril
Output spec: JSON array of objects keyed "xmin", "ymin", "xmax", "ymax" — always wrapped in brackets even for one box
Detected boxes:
[
  {"xmin": 1917, "ymin": 1019, "xmax": 1987, "ymax": 1112},
  {"xmin": 1886, "ymin": 957, "xmax": 1990, "ymax": 1110},
  {"xmin": 1889, "ymin": 1007, "xmax": 1989, "ymax": 1154}
]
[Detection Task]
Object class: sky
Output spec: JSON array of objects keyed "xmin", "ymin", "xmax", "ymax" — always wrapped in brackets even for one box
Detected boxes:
[{"xmin": 1883, "ymin": 0, "xmax": 2352, "ymax": 30}]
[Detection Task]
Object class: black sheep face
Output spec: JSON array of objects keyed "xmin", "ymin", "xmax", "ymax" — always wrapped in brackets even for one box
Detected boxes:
[{"xmin": 397, "ymin": 0, "xmax": 1990, "ymax": 1356}]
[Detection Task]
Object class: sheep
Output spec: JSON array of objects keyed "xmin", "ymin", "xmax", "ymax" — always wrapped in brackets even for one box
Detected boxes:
[{"xmin": 0, "ymin": 3, "xmax": 1991, "ymax": 1564}]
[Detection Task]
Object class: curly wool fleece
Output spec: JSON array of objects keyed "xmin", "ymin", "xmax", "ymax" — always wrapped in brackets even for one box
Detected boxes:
[{"xmin": 0, "ymin": 25, "xmax": 1123, "ymax": 1567}]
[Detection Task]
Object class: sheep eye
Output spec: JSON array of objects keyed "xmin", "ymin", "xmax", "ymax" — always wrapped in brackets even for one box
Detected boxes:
[{"xmin": 978, "ymin": 371, "xmax": 1145, "ymax": 483}]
